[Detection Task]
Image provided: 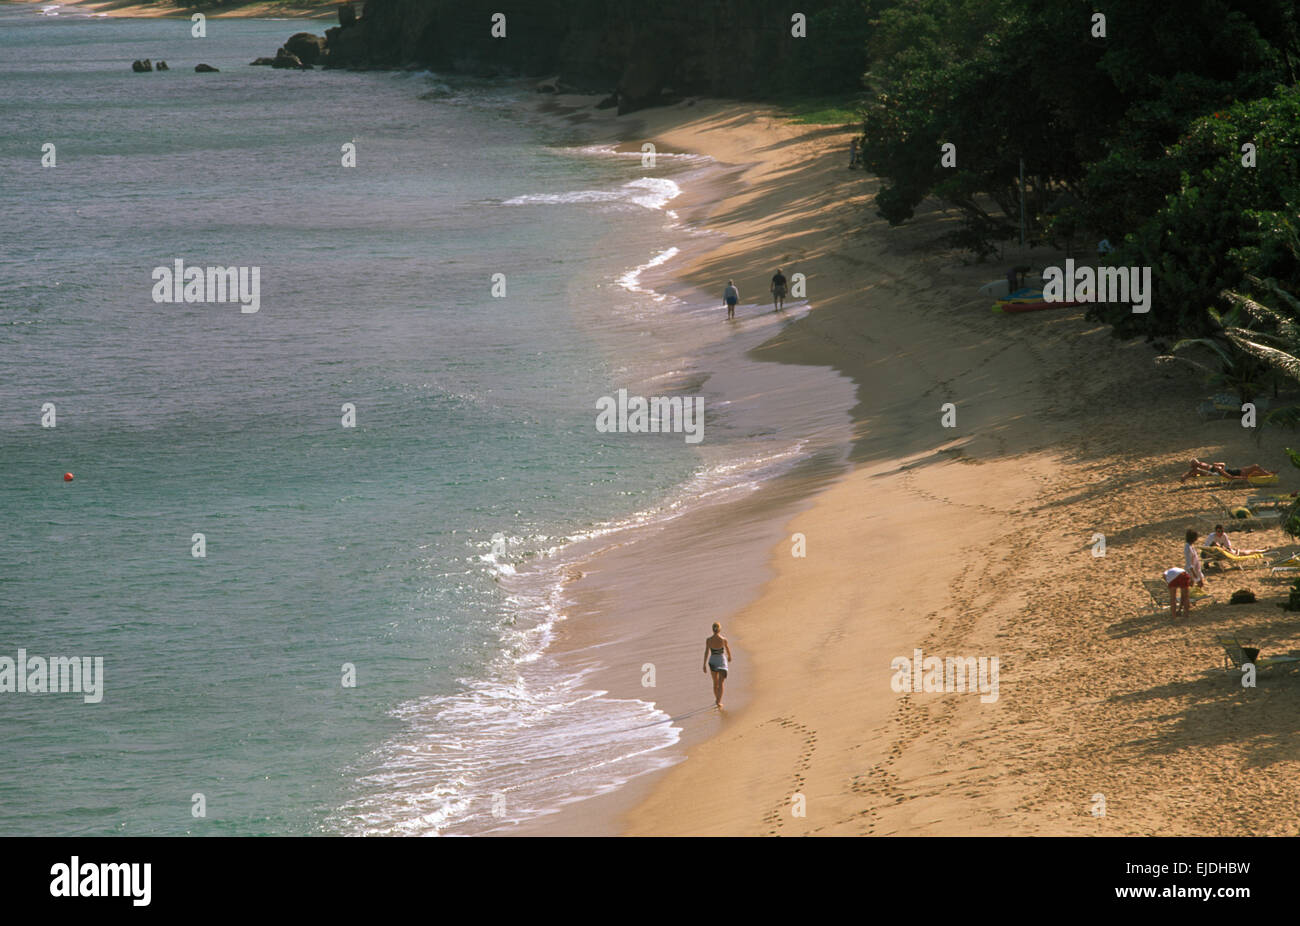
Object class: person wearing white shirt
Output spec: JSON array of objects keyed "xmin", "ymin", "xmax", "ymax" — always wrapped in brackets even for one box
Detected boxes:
[
  {"xmin": 1205, "ymin": 524, "xmax": 1266, "ymax": 556},
  {"xmin": 1163, "ymin": 528, "xmax": 1206, "ymax": 621},
  {"xmin": 1184, "ymin": 529, "xmax": 1205, "ymax": 586}
]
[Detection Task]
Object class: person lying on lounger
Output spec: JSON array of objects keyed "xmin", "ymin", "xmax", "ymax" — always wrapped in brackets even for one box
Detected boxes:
[
  {"xmin": 1179, "ymin": 458, "xmax": 1275, "ymax": 482},
  {"xmin": 1205, "ymin": 525, "xmax": 1267, "ymax": 556}
]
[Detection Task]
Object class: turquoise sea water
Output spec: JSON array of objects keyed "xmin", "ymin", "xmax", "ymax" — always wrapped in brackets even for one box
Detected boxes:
[{"xmin": 0, "ymin": 7, "xmax": 753, "ymax": 835}]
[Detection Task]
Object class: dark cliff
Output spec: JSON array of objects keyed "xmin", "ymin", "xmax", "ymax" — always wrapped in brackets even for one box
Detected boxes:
[{"xmin": 294, "ymin": 0, "xmax": 866, "ymax": 110}]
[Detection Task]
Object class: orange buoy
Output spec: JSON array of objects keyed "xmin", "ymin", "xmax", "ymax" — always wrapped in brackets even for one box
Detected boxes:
[{"xmin": 63, "ymin": 472, "xmax": 74, "ymax": 482}]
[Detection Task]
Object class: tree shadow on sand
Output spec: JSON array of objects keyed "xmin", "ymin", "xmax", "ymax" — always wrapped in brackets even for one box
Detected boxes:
[{"xmin": 1106, "ymin": 667, "xmax": 1300, "ymax": 768}]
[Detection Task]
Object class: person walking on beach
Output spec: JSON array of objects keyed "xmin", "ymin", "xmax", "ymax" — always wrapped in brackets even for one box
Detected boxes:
[
  {"xmin": 703, "ymin": 622, "xmax": 732, "ymax": 707},
  {"xmin": 770, "ymin": 268, "xmax": 787, "ymax": 312},
  {"xmin": 723, "ymin": 280, "xmax": 739, "ymax": 320}
]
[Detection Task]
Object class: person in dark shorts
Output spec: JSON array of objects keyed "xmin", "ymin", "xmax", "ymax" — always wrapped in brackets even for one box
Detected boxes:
[
  {"xmin": 771, "ymin": 268, "xmax": 787, "ymax": 311},
  {"xmin": 703, "ymin": 621, "xmax": 733, "ymax": 708},
  {"xmin": 723, "ymin": 280, "xmax": 739, "ymax": 320}
]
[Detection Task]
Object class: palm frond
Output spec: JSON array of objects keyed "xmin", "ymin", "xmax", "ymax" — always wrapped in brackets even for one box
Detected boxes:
[
  {"xmin": 1167, "ymin": 336, "xmax": 1235, "ymax": 367},
  {"xmin": 1244, "ymin": 274, "xmax": 1300, "ymax": 316},
  {"xmin": 1155, "ymin": 353, "xmax": 1217, "ymax": 379},
  {"xmin": 1221, "ymin": 289, "xmax": 1295, "ymax": 339},
  {"xmin": 1222, "ymin": 329, "xmax": 1300, "ymax": 385},
  {"xmin": 1264, "ymin": 407, "xmax": 1300, "ymax": 430}
]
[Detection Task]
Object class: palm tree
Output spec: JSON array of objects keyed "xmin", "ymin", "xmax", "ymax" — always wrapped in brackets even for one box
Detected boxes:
[
  {"xmin": 1221, "ymin": 277, "xmax": 1300, "ymax": 368},
  {"xmin": 1155, "ymin": 309, "xmax": 1268, "ymax": 406},
  {"xmin": 1215, "ymin": 276, "xmax": 1300, "ymax": 540},
  {"xmin": 1219, "ymin": 275, "xmax": 1300, "ymax": 420}
]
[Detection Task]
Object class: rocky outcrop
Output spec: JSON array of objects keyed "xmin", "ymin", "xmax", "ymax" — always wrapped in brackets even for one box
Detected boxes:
[
  {"xmin": 131, "ymin": 59, "xmax": 152, "ymax": 72},
  {"xmin": 271, "ymin": 49, "xmax": 311, "ymax": 69},
  {"xmin": 285, "ymin": 32, "xmax": 326, "ymax": 66},
  {"xmin": 195, "ymin": 64, "xmax": 219, "ymax": 72},
  {"xmin": 250, "ymin": 57, "xmax": 277, "ymax": 66},
  {"xmin": 155, "ymin": 60, "xmax": 168, "ymax": 71}
]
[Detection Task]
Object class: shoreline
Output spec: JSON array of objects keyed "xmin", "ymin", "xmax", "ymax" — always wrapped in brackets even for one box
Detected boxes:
[
  {"xmin": 500, "ymin": 97, "xmax": 871, "ymax": 836},
  {"xmin": 524, "ymin": 95, "xmax": 1300, "ymax": 836},
  {"xmin": 496, "ymin": 99, "xmax": 860, "ymax": 836}
]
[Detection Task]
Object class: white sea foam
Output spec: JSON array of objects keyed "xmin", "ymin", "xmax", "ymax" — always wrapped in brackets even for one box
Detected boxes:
[
  {"xmin": 503, "ymin": 177, "xmax": 681, "ymax": 211},
  {"xmin": 616, "ymin": 246, "xmax": 680, "ymax": 300},
  {"xmin": 329, "ymin": 553, "xmax": 680, "ymax": 836},
  {"xmin": 329, "ymin": 434, "xmax": 812, "ymax": 836},
  {"xmin": 551, "ymin": 143, "xmax": 711, "ymax": 166}
]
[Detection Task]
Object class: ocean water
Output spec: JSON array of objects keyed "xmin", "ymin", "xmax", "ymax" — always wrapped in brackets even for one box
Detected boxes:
[{"xmin": 0, "ymin": 7, "xmax": 839, "ymax": 836}]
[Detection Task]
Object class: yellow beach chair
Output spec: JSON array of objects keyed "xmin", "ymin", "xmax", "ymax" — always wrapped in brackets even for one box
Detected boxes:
[
  {"xmin": 1201, "ymin": 546, "xmax": 1268, "ymax": 570},
  {"xmin": 1195, "ymin": 473, "xmax": 1280, "ymax": 487},
  {"xmin": 1270, "ymin": 552, "xmax": 1300, "ymax": 575}
]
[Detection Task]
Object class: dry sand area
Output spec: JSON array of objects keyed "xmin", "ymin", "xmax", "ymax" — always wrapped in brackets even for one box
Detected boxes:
[{"xmin": 545, "ymin": 97, "xmax": 1300, "ymax": 836}]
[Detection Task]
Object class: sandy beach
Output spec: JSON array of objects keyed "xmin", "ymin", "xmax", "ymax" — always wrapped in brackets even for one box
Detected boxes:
[{"xmin": 522, "ymin": 95, "xmax": 1300, "ymax": 837}]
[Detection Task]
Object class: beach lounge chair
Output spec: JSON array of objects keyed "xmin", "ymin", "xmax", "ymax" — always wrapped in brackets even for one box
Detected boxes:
[
  {"xmin": 1247, "ymin": 495, "xmax": 1297, "ymax": 523},
  {"xmin": 1207, "ymin": 493, "xmax": 1279, "ymax": 530},
  {"xmin": 1270, "ymin": 551, "xmax": 1300, "ymax": 575},
  {"xmin": 1200, "ymin": 546, "xmax": 1268, "ymax": 570},
  {"xmin": 1142, "ymin": 577, "xmax": 1212, "ymax": 612},
  {"xmin": 1215, "ymin": 634, "xmax": 1300, "ymax": 674},
  {"xmin": 1197, "ymin": 394, "xmax": 1271, "ymax": 420},
  {"xmin": 1193, "ymin": 472, "xmax": 1280, "ymax": 488},
  {"xmin": 1246, "ymin": 492, "xmax": 1296, "ymax": 510}
]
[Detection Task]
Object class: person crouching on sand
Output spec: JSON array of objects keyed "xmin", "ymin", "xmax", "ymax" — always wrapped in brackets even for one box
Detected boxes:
[
  {"xmin": 704, "ymin": 622, "xmax": 732, "ymax": 707},
  {"xmin": 1164, "ymin": 565, "xmax": 1192, "ymax": 620},
  {"xmin": 723, "ymin": 280, "xmax": 739, "ymax": 320}
]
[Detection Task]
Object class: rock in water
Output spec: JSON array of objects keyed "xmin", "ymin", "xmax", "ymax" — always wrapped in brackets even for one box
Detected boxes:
[
  {"xmin": 195, "ymin": 63, "xmax": 219, "ymax": 73},
  {"xmin": 271, "ymin": 50, "xmax": 306, "ymax": 70},
  {"xmin": 131, "ymin": 59, "xmax": 153, "ymax": 72},
  {"xmin": 249, "ymin": 57, "xmax": 277, "ymax": 66},
  {"xmin": 155, "ymin": 60, "xmax": 168, "ymax": 71},
  {"xmin": 284, "ymin": 32, "xmax": 326, "ymax": 66}
]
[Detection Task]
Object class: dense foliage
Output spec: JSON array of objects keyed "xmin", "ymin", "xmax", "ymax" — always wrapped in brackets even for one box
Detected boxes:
[{"xmin": 859, "ymin": 0, "xmax": 1300, "ymax": 346}]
